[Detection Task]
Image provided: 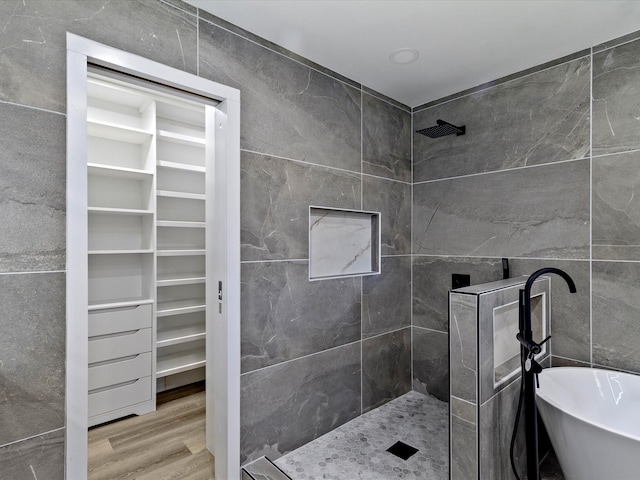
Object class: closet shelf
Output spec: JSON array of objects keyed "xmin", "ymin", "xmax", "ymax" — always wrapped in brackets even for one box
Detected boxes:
[
  {"xmin": 157, "ymin": 190, "xmax": 206, "ymax": 201},
  {"xmin": 88, "ymin": 297, "xmax": 154, "ymax": 311},
  {"xmin": 89, "ymin": 249, "xmax": 154, "ymax": 255},
  {"xmin": 157, "ymin": 160, "xmax": 206, "ymax": 173},
  {"xmin": 156, "ymin": 276, "xmax": 205, "ymax": 287},
  {"xmin": 89, "ymin": 207, "xmax": 154, "ymax": 216},
  {"xmin": 157, "ymin": 299, "xmax": 206, "ymax": 317},
  {"xmin": 88, "ymin": 163, "xmax": 153, "ymax": 180},
  {"xmin": 88, "ymin": 77, "xmax": 151, "ymax": 109},
  {"xmin": 157, "ymin": 129, "xmax": 205, "ymax": 146},
  {"xmin": 157, "ymin": 249, "xmax": 205, "ymax": 257},
  {"xmin": 156, "ymin": 331, "xmax": 206, "ymax": 348},
  {"xmin": 156, "ymin": 220, "xmax": 205, "ymax": 229},
  {"xmin": 88, "ymin": 120, "xmax": 153, "ymax": 144},
  {"xmin": 156, "ymin": 359, "xmax": 206, "ymax": 378}
]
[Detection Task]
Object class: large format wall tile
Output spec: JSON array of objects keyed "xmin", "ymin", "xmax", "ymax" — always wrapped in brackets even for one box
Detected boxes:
[
  {"xmin": 362, "ymin": 93, "xmax": 411, "ymax": 182},
  {"xmin": 240, "ymin": 342, "xmax": 361, "ymax": 465},
  {"xmin": 241, "ymin": 151, "xmax": 361, "ymax": 261},
  {"xmin": 0, "ymin": 428, "xmax": 64, "ymax": 480},
  {"xmin": 362, "ymin": 175, "xmax": 411, "ymax": 255},
  {"xmin": 593, "ymin": 261, "xmax": 640, "ymax": 373},
  {"xmin": 0, "ymin": 0, "xmax": 197, "ymax": 112},
  {"xmin": 362, "ymin": 328, "xmax": 411, "ymax": 412},
  {"xmin": 0, "ymin": 103, "xmax": 65, "ymax": 272},
  {"xmin": 413, "ymin": 256, "xmax": 504, "ymax": 332},
  {"xmin": 479, "ymin": 379, "xmax": 525, "ymax": 480},
  {"xmin": 593, "ymin": 37, "xmax": 640, "ymax": 155},
  {"xmin": 362, "ymin": 256, "xmax": 411, "ymax": 338},
  {"xmin": 448, "ymin": 293, "xmax": 477, "ymax": 403},
  {"xmin": 451, "ymin": 414, "xmax": 477, "ymax": 480},
  {"xmin": 0, "ymin": 273, "xmax": 65, "ymax": 446},
  {"xmin": 510, "ymin": 259, "xmax": 591, "ymax": 363},
  {"xmin": 413, "ymin": 56, "xmax": 590, "ymax": 182},
  {"xmin": 241, "ymin": 261, "xmax": 361, "ymax": 373},
  {"xmin": 413, "ymin": 160, "xmax": 590, "ymax": 259},
  {"xmin": 413, "ymin": 327, "xmax": 449, "ymax": 402},
  {"xmin": 199, "ymin": 18, "xmax": 361, "ymax": 171},
  {"xmin": 593, "ymin": 152, "xmax": 640, "ymax": 260}
]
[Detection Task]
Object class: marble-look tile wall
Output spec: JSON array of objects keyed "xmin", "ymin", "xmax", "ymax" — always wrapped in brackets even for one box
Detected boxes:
[
  {"xmin": 209, "ymin": 6, "xmax": 413, "ymax": 462},
  {"xmin": 411, "ymin": 29, "xmax": 640, "ymax": 443},
  {"xmin": 0, "ymin": 0, "xmax": 413, "ymax": 474}
]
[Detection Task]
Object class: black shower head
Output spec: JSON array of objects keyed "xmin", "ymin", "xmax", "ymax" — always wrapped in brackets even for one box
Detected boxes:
[{"xmin": 416, "ymin": 119, "xmax": 465, "ymax": 138}]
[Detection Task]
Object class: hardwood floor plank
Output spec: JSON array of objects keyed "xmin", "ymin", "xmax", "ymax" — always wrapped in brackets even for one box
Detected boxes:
[
  {"xmin": 135, "ymin": 449, "xmax": 214, "ymax": 480},
  {"xmin": 89, "ymin": 441, "xmax": 192, "ymax": 480},
  {"xmin": 87, "ymin": 438, "xmax": 113, "ymax": 462},
  {"xmin": 108, "ymin": 406, "xmax": 204, "ymax": 450},
  {"xmin": 88, "ymin": 385, "xmax": 213, "ymax": 479},
  {"xmin": 89, "ymin": 391, "xmax": 205, "ymax": 443}
]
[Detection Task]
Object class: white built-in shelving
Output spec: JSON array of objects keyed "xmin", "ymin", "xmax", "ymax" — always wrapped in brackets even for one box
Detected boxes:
[
  {"xmin": 155, "ymin": 100, "xmax": 207, "ymax": 393},
  {"xmin": 84, "ymin": 73, "xmax": 210, "ymax": 426},
  {"xmin": 86, "ymin": 75, "xmax": 157, "ymax": 427}
]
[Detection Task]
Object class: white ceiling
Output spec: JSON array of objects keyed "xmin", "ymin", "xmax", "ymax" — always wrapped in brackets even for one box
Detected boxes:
[{"xmin": 185, "ymin": 0, "xmax": 640, "ymax": 107}]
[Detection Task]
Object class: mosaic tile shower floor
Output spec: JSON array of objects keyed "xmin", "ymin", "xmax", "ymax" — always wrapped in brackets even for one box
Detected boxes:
[{"xmin": 274, "ymin": 391, "xmax": 449, "ymax": 479}]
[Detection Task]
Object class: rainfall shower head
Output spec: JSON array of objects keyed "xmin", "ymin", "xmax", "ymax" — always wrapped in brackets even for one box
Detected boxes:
[{"xmin": 416, "ymin": 119, "xmax": 465, "ymax": 138}]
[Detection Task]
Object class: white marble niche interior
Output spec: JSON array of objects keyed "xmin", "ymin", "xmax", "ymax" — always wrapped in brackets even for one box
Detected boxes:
[
  {"xmin": 309, "ymin": 206, "xmax": 380, "ymax": 280},
  {"xmin": 493, "ymin": 292, "xmax": 546, "ymax": 388}
]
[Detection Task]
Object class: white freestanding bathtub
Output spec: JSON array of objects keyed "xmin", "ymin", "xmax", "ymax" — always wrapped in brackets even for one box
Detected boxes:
[{"xmin": 536, "ymin": 367, "xmax": 640, "ymax": 480}]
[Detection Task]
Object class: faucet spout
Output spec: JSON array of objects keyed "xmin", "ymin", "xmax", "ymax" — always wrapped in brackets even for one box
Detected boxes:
[{"xmin": 524, "ymin": 267, "xmax": 576, "ymax": 297}]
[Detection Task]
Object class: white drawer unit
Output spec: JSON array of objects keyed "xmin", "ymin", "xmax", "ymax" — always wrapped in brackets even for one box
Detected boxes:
[
  {"xmin": 88, "ymin": 328, "xmax": 152, "ymax": 364},
  {"xmin": 89, "ymin": 303, "xmax": 153, "ymax": 337},
  {"xmin": 88, "ymin": 352, "xmax": 152, "ymax": 391},
  {"xmin": 88, "ymin": 376, "xmax": 152, "ymax": 419}
]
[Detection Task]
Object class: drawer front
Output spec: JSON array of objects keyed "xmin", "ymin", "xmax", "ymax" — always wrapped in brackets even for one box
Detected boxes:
[
  {"xmin": 88, "ymin": 352, "xmax": 152, "ymax": 391},
  {"xmin": 89, "ymin": 304, "xmax": 152, "ymax": 337},
  {"xmin": 88, "ymin": 376, "xmax": 152, "ymax": 418},
  {"xmin": 89, "ymin": 328, "xmax": 152, "ymax": 364}
]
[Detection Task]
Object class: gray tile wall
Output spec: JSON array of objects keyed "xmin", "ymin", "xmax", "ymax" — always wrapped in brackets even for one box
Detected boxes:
[
  {"xmin": 3, "ymin": 0, "xmax": 640, "ymax": 475},
  {"xmin": 0, "ymin": 0, "xmax": 413, "ymax": 474},
  {"xmin": 204, "ymin": 10, "xmax": 413, "ymax": 464},
  {"xmin": 411, "ymin": 31, "xmax": 640, "ymax": 409}
]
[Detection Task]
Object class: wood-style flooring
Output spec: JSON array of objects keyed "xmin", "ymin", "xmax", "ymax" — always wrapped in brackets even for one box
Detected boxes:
[{"xmin": 88, "ymin": 382, "xmax": 215, "ymax": 480}]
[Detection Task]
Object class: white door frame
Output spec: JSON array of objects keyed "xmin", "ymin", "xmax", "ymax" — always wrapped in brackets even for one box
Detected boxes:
[{"xmin": 65, "ymin": 33, "xmax": 241, "ymax": 480}]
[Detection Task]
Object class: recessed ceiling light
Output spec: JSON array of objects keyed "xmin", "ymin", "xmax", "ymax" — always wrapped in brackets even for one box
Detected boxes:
[{"xmin": 389, "ymin": 48, "xmax": 419, "ymax": 64}]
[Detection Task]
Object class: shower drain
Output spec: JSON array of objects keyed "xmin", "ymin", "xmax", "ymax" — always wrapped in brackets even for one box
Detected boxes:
[{"xmin": 386, "ymin": 440, "xmax": 419, "ymax": 460}]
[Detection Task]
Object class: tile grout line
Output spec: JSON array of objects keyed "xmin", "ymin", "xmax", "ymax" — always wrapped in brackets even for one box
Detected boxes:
[
  {"xmin": 0, "ymin": 99, "xmax": 65, "ymax": 116},
  {"xmin": 0, "ymin": 270, "xmax": 65, "ymax": 276},
  {"xmin": 240, "ymin": 326, "xmax": 413, "ymax": 378},
  {"xmin": 589, "ymin": 46, "xmax": 594, "ymax": 367},
  {"xmin": 240, "ymin": 148, "xmax": 412, "ymax": 185},
  {"xmin": 412, "ymin": 155, "xmax": 590, "ymax": 186},
  {"xmin": 410, "ymin": 108, "xmax": 415, "ymax": 388},
  {"xmin": 196, "ymin": 7, "xmax": 200, "ymax": 77},
  {"xmin": 360, "ymin": 86, "xmax": 364, "ymax": 417},
  {"xmin": 0, "ymin": 427, "xmax": 65, "ymax": 449}
]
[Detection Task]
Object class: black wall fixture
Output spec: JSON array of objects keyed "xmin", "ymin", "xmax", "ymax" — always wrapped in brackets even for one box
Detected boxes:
[{"xmin": 416, "ymin": 119, "xmax": 466, "ymax": 138}]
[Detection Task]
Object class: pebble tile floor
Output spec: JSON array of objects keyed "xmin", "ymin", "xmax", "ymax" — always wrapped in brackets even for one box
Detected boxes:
[{"xmin": 274, "ymin": 391, "xmax": 449, "ymax": 480}]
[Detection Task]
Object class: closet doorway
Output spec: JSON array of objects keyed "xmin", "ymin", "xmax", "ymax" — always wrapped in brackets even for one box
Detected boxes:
[{"xmin": 65, "ymin": 34, "xmax": 241, "ymax": 480}]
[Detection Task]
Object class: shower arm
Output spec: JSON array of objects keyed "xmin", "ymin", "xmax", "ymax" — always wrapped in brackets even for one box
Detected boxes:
[{"xmin": 518, "ymin": 267, "xmax": 577, "ymax": 480}]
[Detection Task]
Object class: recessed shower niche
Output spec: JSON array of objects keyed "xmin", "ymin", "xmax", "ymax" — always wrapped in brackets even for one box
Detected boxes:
[
  {"xmin": 493, "ymin": 293, "xmax": 546, "ymax": 387},
  {"xmin": 309, "ymin": 206, "xmax": 380, "ymax": 280}
]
